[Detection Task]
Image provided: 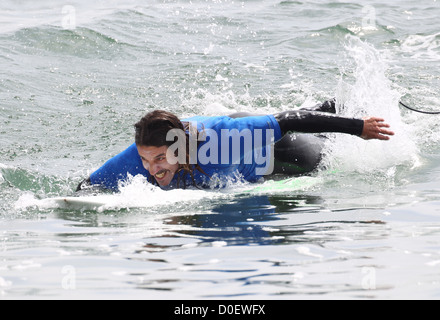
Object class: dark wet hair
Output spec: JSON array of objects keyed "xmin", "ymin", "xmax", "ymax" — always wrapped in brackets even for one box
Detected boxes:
[
  {"xmin": 134, "ymin": 110, "xmax": 207, "ymax": 188},
  {"xmin": 135, "ymin": 110, "xmax": 184, "ymax": 147}
]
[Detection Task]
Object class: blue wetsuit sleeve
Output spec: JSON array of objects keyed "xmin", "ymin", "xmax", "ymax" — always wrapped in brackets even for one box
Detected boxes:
[
  {"xmin": 265, "ymin": 115, "xmax": 283, "ymax": 142},
  {"xmin": 194, "ymin": 115, "xmax": 282, "ymax": 181},
  {"xmin": 187, "ymin": 115, "xmax": 282, "ymax": 142},
  {"xmin": 89, "ymin": 143, "xmax": 150, "ymax": 190},
  {"xmin": 233, "ymin": 115, "xmax": 282, "ymax": 141}
]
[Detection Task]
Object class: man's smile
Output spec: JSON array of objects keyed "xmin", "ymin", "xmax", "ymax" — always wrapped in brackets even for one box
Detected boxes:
[{"xmin": 155, "ymin": 170, "xmax": 168, "ymax": 180}]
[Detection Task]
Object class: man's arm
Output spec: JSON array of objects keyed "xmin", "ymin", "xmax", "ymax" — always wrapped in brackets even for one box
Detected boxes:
[
  {"xmin": 76, "ymin": 143, "xmax": 151, "ymax": 192},
  {"xmin": 274, "ymin": 111, "xmax": 394, "ymax": 141}
]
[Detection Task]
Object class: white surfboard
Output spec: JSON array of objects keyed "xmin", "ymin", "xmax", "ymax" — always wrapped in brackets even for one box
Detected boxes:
[
  {"xmin": 45, "ymin": 188, "xmax": 212, "ymax": 211},
  {"xmin": 42, "ymin": 176, "xmax": 323, "ymax": 211},
  {"xmin": 48, "ymin": 195, "xmax": 116, "ymax": 211}
]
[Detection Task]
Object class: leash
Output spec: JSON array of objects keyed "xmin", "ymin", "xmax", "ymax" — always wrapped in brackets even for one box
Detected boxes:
[{"xmin": 399, "ymin": 101, "xmax": 440, "ymax": 115}]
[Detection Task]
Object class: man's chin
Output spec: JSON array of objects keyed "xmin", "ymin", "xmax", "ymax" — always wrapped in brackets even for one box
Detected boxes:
[
  {"xmin": 156, "ymin": 174, "xmax": 174, "ymax": 187},
  {"xmin": 157, "ymin": 181, "xmax": 170, "ymax": 187}
]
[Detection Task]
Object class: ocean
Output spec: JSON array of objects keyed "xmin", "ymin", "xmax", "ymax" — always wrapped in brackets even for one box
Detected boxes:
[{"xmin": 1, "ymin": 0, "xmax": 439, "ymax": 299}]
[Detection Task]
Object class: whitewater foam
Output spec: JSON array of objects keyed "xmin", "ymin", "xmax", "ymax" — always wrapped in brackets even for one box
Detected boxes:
[
  {"xmin": 114, "ymin": 174, "xmax": 221, "ymax": 209},
  {"xmin": 0, "ymin": 165, "xmax": 4, "ymax": 184},
  {"xmin": 14, "ymin": 174, "xmax": 230, "ymax": 212},
  {"xmin": 179, "ymin": 88, "xmax": 282, "ymax": 119},
  {"xmin": 400, "ymin": 33, "xmax": 440, "ymax": 61},
  {"xmin": 322, "ymin": 36, "xmax": 420, "ymax": 175}
]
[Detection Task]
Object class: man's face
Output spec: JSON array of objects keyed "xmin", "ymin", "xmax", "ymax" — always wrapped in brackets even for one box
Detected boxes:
[{"xmin": 137, "ymin": 145, "xmax": 179, "ymax": 187}]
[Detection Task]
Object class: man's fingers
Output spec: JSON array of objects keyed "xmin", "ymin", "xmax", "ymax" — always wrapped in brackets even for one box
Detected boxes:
[
  {"xmin": 374, "ymin": 127, "xmax": 395, "ymax": 140},
  {"xmin": 377, "ymin": 122, "xmax": 391, "ymax": 128},
  {"xmin": 376, "ymin": 132, "xmax": 391, "ymax": 140},
  {"xmin": 361, "ymin": 117, "xmax": 395, "ymax": 140},
  {"xmin": 380, "ymin": 128, "xmax": 395, "ymax": 136}
]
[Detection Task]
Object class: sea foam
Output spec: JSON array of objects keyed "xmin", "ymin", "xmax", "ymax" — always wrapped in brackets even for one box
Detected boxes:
[{"xmin": 321, "ymin": 36, "xmax": 420, "ymax": 175}]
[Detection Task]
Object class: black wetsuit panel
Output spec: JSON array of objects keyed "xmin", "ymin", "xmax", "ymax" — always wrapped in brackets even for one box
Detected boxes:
[{"xmin": 274, "ymin": 111, "xmax": 364, "ymax": 137}]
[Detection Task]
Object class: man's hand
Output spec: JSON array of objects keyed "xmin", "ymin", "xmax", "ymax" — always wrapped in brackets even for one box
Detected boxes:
[{"xmin": 361, "ymin": 117, "xmax": 395, "ymax": 141}]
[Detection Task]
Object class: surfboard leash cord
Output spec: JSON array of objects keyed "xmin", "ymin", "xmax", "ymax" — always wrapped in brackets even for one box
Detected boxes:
[{"xmin": 399, "ymin": 101, "xmax": 440, "ymax": 115}]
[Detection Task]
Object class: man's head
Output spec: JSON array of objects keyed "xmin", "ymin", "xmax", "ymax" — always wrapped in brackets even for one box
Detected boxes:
[{"xmin": 134, "ymin": 110, "xmax": 182, "ymax": 187}]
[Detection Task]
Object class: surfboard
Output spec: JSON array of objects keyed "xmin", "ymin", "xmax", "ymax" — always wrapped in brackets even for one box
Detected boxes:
[
  {"xmin": 48, "ymin": 195, "xmax": 114, "ymax": 211},
  {"xmin": 45, "ymin": 176, "xmax": 321, "ymax": 211},
  {"xmin": 245, "ymin": 176, "xmax": 320, "ymax": 194}
]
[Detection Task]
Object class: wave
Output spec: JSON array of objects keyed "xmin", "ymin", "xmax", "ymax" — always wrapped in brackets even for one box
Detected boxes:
[
  {"xmin": 278, "ymin": 1, "xmax": 304, "ymax": 6},
  {"xmin": 0, "ymin": 1, "xmax": 146, "ymax": 35},
  {"xmin": 0, "ymin": 164, "xmax": 5, "ymax": 185},
  {"xmin": 400, "ymin": 33, "xmax": 440, "ymax": 61},
  {"xmin": 0, "ymin": 164, "xmax": 74, "ymax": 197},
  {"xmin": 314, "ymin": 22, "xmax": 395, "ymax": 38},
  {"xmin": 8, "ymin": 25, "xmax": 137, "ymax": 60}
]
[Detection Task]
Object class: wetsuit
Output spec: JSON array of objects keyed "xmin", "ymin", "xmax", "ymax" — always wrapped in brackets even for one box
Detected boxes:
[
  {"xmin": 229, "ymin": 99, "xmax": 363, "ymax": 175},
  {"xmin": 77, "ymin": 100, "xmax": 364, "ymax": 191}
]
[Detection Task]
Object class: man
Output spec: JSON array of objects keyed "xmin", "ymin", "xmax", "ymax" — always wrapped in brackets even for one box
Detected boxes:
[{"xmin": 77, "ymin": 100, "xmax": 394, "ymax": 191}]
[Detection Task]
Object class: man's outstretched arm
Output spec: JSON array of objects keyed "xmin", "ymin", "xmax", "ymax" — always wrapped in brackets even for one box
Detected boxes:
[{"xmin": 274, "ymin": 111, "xmax": 394, "ymax": 141}]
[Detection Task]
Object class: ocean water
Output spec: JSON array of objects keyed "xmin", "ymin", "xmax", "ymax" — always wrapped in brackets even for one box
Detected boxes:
[{"xmin": 1, "ymin": 0, "xmax": 440, "ymax": 299}]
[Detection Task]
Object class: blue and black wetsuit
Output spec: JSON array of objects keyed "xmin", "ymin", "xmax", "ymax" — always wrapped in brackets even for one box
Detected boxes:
[{"xmin": 77, "ymin": 100, "xmax": 364, "ymax": 191}]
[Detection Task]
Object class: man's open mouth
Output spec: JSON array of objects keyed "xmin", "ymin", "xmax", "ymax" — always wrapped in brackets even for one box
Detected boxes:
[{"xmin": 155, "ymin": 170, "xmax": 167, "ymax": 180}]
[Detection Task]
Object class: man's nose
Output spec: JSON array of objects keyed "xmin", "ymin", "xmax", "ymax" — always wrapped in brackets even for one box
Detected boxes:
[{"xmin": 149, "ymin": 164, "xmax": 161, "ymax": 176}]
